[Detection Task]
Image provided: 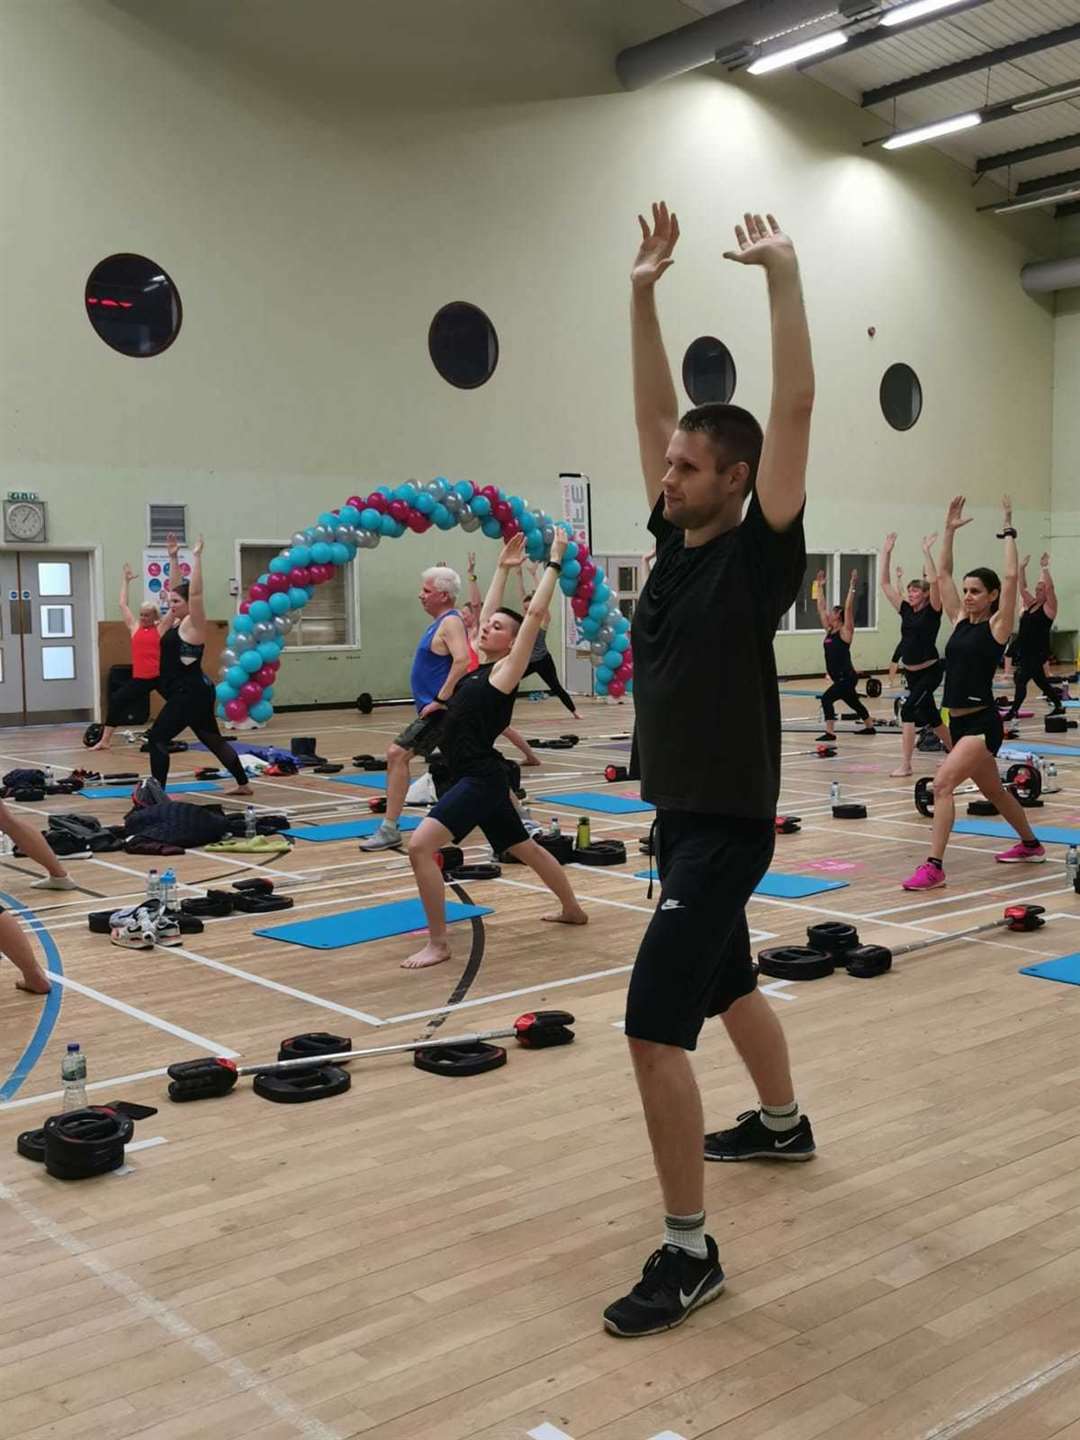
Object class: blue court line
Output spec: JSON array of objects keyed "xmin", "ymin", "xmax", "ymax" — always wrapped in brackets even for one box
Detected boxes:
[{"xmin": 0, "ymin": 890, "xmax": 64, "ymax": 1103}]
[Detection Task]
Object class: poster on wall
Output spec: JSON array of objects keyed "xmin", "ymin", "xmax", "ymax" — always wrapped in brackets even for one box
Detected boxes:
[
  {"xmin": 142, "ymin": 548, "xmax": 192, "ymax": 613},
  {"xmin": 559, "ymin": 472, "xmax": 591, "ymax": 551}
]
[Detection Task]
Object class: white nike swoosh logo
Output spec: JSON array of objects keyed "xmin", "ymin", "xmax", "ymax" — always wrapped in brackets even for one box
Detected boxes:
[
  {"xmin": 775, "ymin": 1133, "xmax": 803, "ymax": 1148},
  {"xmin": 661, "ymin": 899, "xmax": 684, "ymax": 911},
  {"xmin": 679, "ymin": 1273, "xmax": 713, "ymax": 1308}
]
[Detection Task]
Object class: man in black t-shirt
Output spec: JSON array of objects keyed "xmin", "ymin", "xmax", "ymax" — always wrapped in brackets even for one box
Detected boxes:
[{"xmin": 602, "ymin": 205, "xmax": 816, "ymax": 1340}]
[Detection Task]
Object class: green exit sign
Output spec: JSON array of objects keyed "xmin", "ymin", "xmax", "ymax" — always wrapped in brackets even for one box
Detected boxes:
[{"xmin": 6, "ymin": 491, "xmax": 38, "ymax": 501}]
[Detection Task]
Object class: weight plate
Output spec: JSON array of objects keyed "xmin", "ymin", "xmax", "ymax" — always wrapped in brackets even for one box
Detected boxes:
[
  {"xmin": 413, "ymin": 1041, "xmax": 507, "ymax": 1076},
  {"xmin": 967, "ymin": 799, "xmax": 998, "ymax": 816},
  {"xmin": 757, "ymin": 946, "xmax": 834, "ymax": 981},
  {"xmin": 356, "ymin": 693, "xmax": 374, "ymax": 714},
  {"xmin": 865, "ymin": 677, "xmax": 883, "ymax": 698},
  {"xmin": 914, "ymin": 776, "xmax": 934, "ymax": 818},
  {"xmin": 832, "ymin": 803, "xmax": 868, "ymax": 820},
  {"xmin": 845, "ymin": 943, "xmax": 892, "ymax": 977},
  {"xmin": 252, "ymin": 1064, "xmax": 351, "ymax": 1103},
  {"xmin": 16, "ymin": 1127, "xmax": 45, "ymax": 1163},
  {"xmin": 573, "ymin": 841, "xmax": 627, "ymax": 866},
  {"xmin": 806, "ymin": 921, "xmax": 860, "ymax": 956},
  {"xmin": 277, "ymin": 1032, "xmax": 352, "ymax": 1064}
]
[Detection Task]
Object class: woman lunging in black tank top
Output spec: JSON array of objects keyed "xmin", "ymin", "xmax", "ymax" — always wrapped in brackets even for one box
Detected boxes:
[
  {"xmin": 814, "ymin": 568, "xmax": 874, "ymax": 741},
  {"xmin": 879, "ymin": 532, "xmax": 951, "ymax": 777},
  {"xmin": 900, "ymin": 496, "xmax": 1044, "ymax": 893}
]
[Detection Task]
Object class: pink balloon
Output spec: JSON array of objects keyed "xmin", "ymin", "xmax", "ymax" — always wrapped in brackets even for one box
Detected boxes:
[
  {"xmin": 312, "ymin": 563, "xmax": 334, "ymax": 584},
  {"xmin": 615, "ymin": 663, "xmax": 632, "ymax": 682},
  {"xmin": 266, "ymin": 572, "xmax": 289, "ymax": 593},
  {"xmin": 580, "ymin": 560, "xmax": 596, "ymax": 581},
  {"xmin": 480, "ymin": 485, "xmax": 499, "ymax": 503},
  {"xmin": 249, "ymin": 583, "xmax": 269, "ymax": 602},
  {"xmin": 225, "ymin": 698, "xmax": 248, "ymax": 721},
  {"xmin": 407, "ymin": 511, "xmax": 430, "ymax": 533},
  {"xmin": 289, "ymin": 566, "xmax": 311, "ymax": 587},
  {"xmin": 571, "ymin": 595, "xmax": 590, "ymax": 618},
  {"xmin": 578, "ymin": 580, "xmax": 595, "ymax": 601},
  {"xmin": 388, "ymin": 500, "xmax": 408, "ymax": 522},
  {"xmin": 608, "ymin": 680, "xmax": 626, "ymax": 699},
  {"xmin": 366, "ymin": 492, "xmax": 388, "ymax": 513},
  {"xmin": 501, "ymin": 518, "xmax": 521, "ymax": 540},
  {"xmin": 255, "ymin": 665, "xmax": 276, "ymax": 687},
  {"xmin": 265, "ymin": 658, "xmax": 281, "ymax": 673},
  {"xmin": 239, "ymin": 681, "xmax": 263, "ymax": 704},
  {"xmin": 238, "ymin": 601, "xmax": 251, "ymax": 614},
  {"xmin": 493, "ymin": 500, "xmax": 511, "ymax": 524}
]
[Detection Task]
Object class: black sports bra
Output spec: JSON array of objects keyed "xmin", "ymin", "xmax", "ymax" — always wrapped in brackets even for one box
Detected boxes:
[{"xmin": 160, "ymin": 624, "xmax": 205, "ymax": 683}]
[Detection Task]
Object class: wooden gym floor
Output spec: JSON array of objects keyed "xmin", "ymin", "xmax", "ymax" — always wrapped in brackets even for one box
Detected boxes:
[{"xmin": 2, "ymin": 679, "xmax": 1080, "ymax": 1440}]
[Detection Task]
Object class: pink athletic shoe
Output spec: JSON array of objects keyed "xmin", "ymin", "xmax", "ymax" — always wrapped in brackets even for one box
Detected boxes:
[
  {"xmin": 994, "ymin": 841, "xmax": 1046, "ymax": 864},
  {"xmin": 902, "ymin": 861, "xmax": 946, "ymax": 891}
]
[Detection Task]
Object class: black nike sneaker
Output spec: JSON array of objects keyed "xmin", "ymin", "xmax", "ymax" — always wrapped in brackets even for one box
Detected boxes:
[
  {"xmin": 704, "ymin": 1109, "xmax": 816, "ymax": 1162},
  {"xmin": 815, "ymin": 733, "xmax": 835, "ymax": 742},
  {"xmin": 603, "ymin": 1237, "xmax": 725, "ymax": 1337}
]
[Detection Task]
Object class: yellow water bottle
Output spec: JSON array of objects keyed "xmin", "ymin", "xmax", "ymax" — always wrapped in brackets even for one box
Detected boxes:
[{"xmin": 576, "ymin": 815, "xmax": 591, "ymax": 850}]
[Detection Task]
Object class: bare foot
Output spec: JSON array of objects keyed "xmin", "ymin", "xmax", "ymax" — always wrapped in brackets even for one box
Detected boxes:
[
  {"xmin": 15, "ymin": 969, "xmax": 52, "ymax": 994},
  {"xmin": 521, "ymin": 755, "xmax": 542, "ymax": 767},
  {"xmin": 33, "ymin": 875, "xmax": 77, "ymax": 891},
  {"xmin": 402, "ymin": 942, "xmax": 451, "ymax": 969},
  {"xmin": 890, "ymin": 766, "xmax": 913, "ymax": 778},
  {"xmin": 571, "ymin": 712, "xmax": 583, "ymax": 721},
  {"xmin": 226, "ymin": 785, "xmax": 254, "ymax": 796},
  {"xmin": 542, "ymin": 907, "xmax": 589, "ymax": 926},
  {"xmin": 90, "ymin": 740, "xmax": 111, "ymax": 752}
]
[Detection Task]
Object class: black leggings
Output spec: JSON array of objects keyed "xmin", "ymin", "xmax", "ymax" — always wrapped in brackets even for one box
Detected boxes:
[
  {"xmin": 820, "ymin": 678, "xmax": 869, "ymax": 723},
  {"xmin": 105, "ymin": 677, "xmax": 161, "ymax": 728},
  {"xmin": 525, "ymin": 652, "xmax": 577, "ymax": 717},
  {"xmin": 900, "ymin": 660, "xmax": 943, "ymax": 728},
  {"xmin": 148, "ymin": 678, "xmax": 248, "ymax": 788},
  {"xmin": 1008, "ymin": 657, "xmax": 1061, "ymax": 716}
]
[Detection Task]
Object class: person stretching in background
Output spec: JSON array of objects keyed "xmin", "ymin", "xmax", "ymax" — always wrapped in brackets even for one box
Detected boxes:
[
  {"xmin": 814, "ymin": 568, "xmax": 875, "ymax": 741},
  {"xmin": 880, "ymin": 532, "xmax": 951, "ymax": 776},
  {"xmin": 92, "ymin": 562, "xmax": 171, "ymax": 750},
  {"xmin": 463, "ymin": 553, "xmax": 543, "ymax": 765},
  {"xmin": 1002, "ymin": 552, "xmax": 1064, "ymax": 722}
]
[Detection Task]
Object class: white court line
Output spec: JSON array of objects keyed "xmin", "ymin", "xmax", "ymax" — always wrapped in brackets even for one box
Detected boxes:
[
  {"xmin": 126, "ymin": 1135, "xmax": 168, "ymax": 1153},
  {"xmin": 867, "ymin": 874, "xmax": 1071, "ymax": 918},
  {"xmin": 0, "ymin": 1180, "xmax": 343, "ymax": 1440},
  {"xmin": 164, "ymin": 945, "xmax": 386, "ymax": 1027},
  {"xmin": 46, "ymin": 973, "xmax": 239, "ymax": 1055},
  {"xmin": 919, "ymin": 1349, "xmax": 1080, "ymax": 1440},
  {"xmin": 0, "ymin": 1066, "xmax": 169, "ymax": 1111}
]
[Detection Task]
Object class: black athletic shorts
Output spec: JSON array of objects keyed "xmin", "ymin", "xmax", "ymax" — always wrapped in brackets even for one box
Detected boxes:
[
  {"xmin": 395, "ymin": 710, "xmax": 446, "ymax": 759},
  {"xmin": 625, "ymin": 810, "xmax": 775, "ymax": 1051},
  {"xmin": 948, "ymin": 705, "xmax": 1004, "ymax": 756},
  {"xmin": 429, "ymin": 775, "xmax": 528, "ymax": 855}
]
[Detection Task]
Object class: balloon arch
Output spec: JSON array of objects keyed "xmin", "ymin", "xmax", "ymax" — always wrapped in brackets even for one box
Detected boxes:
[{"xmin": 215, "ymin": 479, "xmax": 634, "ymax": 729}]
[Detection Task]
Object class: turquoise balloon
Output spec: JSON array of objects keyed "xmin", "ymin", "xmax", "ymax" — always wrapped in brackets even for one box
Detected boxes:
[
  {"xmin": 603, "ymin": 648, "xmax": 621, "ymax": 669},
  {"xmin": 395, "ymin": 483, "xmax": 417, "ymax": 503},
  {"xmin": 248, "ymin": 600, "xmax": 272, "ymax": 623},
  {"xmin": 311, "ymin": 542, "xmax": 332, "ymax": 564},
  {"xmin": 226, "ymin": 665, "xmax": 248, "ymax": 688},
  {"xmin": 509, "ymin": 495, "xmax": 525, "ymax": 517},
  {"xmin": 379, "ymin": 514, "xmax": 398, "ymax": 536},
  {"xmin": 432, "ymin": 504, "xmax": 453, "ymax": 529},
  {"xmin": 261, "ymin": 685, "xmax": 274, "ymax": 702},
  {"xmin": 257, "ymin": 640, "xmax": 282, "ymax": 663},
  {"xmin": 471, "ymin": 495, "xmax": 491, "ymax": 517},
  {"xmin": 481, "ymin": 517, "xmax": 503, "ymax": 538},
  {"xmin": 215, "ymin": 703, "xmax": 225, "ymax": 718},
  {"xmin": 240, "ymin": 650, "xmax": 262, "ymax": 674},
  {"xmin": 233, "ymin": 614, "xmax": 254, "ymax": 634},
  {"xmin": 288, "ymin": 587, "xmax": 309, "ymax": 609},
  {"xmin": 415, "ymin": 492, "xmax": 434, "ymax": 515},
  {"xmin": 216, "ymin": 682, "xmax": 238, "ymax": 702},
  {"xmin": 595, "ymin": 681, "xmax": 609, "ymax": 697},
  {"xmin": 360, "ymin": 510, "xmax": 380, "ymax": 531},
  {"xmin": 588, "ymin": 602, "xmax": 608, "ymax": 621},
  {"xmin": 613, "ymin": 633, "xmax": 630, "ymax": 652},
  {"xmin": 269, "ymin": 591, "xmax": 290, "ymax": 616},
  {"xmin": 376, "ymin": 485, "xmax": 392, "ymax": 497},
  {"xmin": 250, "ymin": 700, "xmax": 273, "ymax": 723},
  {"xmin": 559, "ymin": 576, "xmax": 576, "ymax": 596},
  {"xmin": 338, "ymin": 505, "xmax": 360, "ymax": 526},
  {"xmin": 289, "ymin": 545, "xmax": 312, "ymax": 567},
  {"xmin": 268, "ymin": 556, "xmax": 291, "ymax": 574},
  {"xmin": 520, "ymin": 511, "xmax": 539, "ymax": 532},
  {"xmin": 455, "ymin": 481, "xmax": 475, "ymax": 500},
  {"xmin": 613, "ymin": 614, "xmax": 630, "ymax": 632},
  {"xmin": 257, "ymin": 573, "xmax": 271, "ymax": 586},
  {"xmin": 318, "ymin": 511, "xmax": 337, "ymax": 528},
  {"xmin": 563, "ymin": 559, "xmax": 581, "ymax": 580},
  {"xmin": 594, "ymin": 584, "xmax": 610, "ymax": 606},
  {"xmin": 596, "ymin": 665, "xmax": 614, "ymax": 685},
  {"xmin": 581, "ymin": 618, "xmax": 600, "ymax": 638},
  {"xmin": 329, "ymin": 542, "xmax": 348, "ymax": 565},
  {"xmin": 385, "ymin": 519, "xmax": 406, "ymax": 538},
  {"xmin": 564, "ymin": 541, "xmax": 578, "ymax": 561},
  {"xmin": 625, "ymin": 679, "xmax": 633, "ymax": 695}
]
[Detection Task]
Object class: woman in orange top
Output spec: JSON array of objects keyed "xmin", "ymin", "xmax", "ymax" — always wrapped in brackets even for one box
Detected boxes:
[{"xmin": 92, "ymin": 563, "xmax": 172, "ymax": 750}]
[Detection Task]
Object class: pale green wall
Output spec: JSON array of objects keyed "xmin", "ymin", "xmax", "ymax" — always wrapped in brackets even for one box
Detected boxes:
[{"xmin": 0, "ymin": 2, "xmax": 1060, "ymax": 703}]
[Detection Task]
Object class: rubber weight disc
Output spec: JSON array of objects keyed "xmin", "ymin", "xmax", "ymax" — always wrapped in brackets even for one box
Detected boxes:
[
  {"xmin": 573, "ymin": 840, "xmax": 627, "ymax": 866},
  {"xmin": 832, "ymin": 803, "xmax": 868, "ymax": 819},
  {"xmin": 806, "ymin": 921, "xmax": 860, "ymax": 957},
  {"xmin": 967, "ymin": 799, "xmax": 998, "ymax": 816},
  {"xmin": 277, "ymin": 1032, "xmax": 352, "ymax": 1064},
  {"xmin": 413, "ymin": 1041, "xmax": 507, "ymax": 1076},
  {"xmin": 43, "ymin": 1107, "xmax": 134, "ymax": 1180},
  {"xmin": 865, "ymin": 676, "xmax": 883, "ymax": 698},
  {"xmin": 914, "ymin": 776, "xmax": 934, "ymax": 818},
  {"xmin": 756, "ymin": 946, "xmax": 834, "ymax": 981},
  {"xmin": 16, "ymin": 1127, "xmax": 46, "ymax": 1162},
  {"xmin": 845, "ymin": 944, "xmax": 892, "ymax": 977},
  {"xmin": 252, "ymin": 1064, "xmax": 351, "ymax": 1103}
]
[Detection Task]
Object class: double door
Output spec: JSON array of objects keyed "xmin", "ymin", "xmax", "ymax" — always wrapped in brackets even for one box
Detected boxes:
[{"xmin": 0, "ymin": 552, "xmax": 95, "ymax": 725}]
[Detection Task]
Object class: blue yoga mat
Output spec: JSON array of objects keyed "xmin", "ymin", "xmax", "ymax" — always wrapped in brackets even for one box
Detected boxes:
[
  {"xmin": 81, "ymin": 781, "xmax": 222, "ymax": 798},
  {"xmin": 329, "ymin": 773, "xmax": 389, "ymax": 791},
  {"xmin": 634, "ymin": 870, "xmax": 848, "ymax": 899},
  {"xmin": 540, "ymin": 790, "xmax": 654, "ymax": 815},
  {"xmin": 256, "ymin": 898, "xmax": 492, "ymax": 949},
  {"xmin": 286, "ymin": 817, "xmax": 421, "ymax": 842},
  {"xmin": 1020, "ymin": 954, "xmax": 1080, "ymax": 986},
  {"xmin": 780, "ymin": 688, "xmax": 825, "ymax": 698},
  {"xmin": 997, "ymin": 742, "xmax": 1080, "ymax": 758},
  {"xmin": 954, "ymin": 819, "xmax": 1080, "ymax": 846}
]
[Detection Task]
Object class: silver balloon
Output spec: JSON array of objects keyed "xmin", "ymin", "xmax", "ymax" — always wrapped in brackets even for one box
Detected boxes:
[
  {"xmin": 334, "ymin": 524, "xmax": 357, "ymax": 545},
  {"xmin": 597, "ymin": 626, "xmax": 614, "ymax": 648},
  {"xmin": 291, "ymin": 532, "xmax": 308, "ymax": 548},
  {"xmin": 233, "ymin": 631, "xmax": 257, "ymax": 652},
  {"xmin": 361, "ymin": 530, "xmax": 380, "ymax": 549},
  {"xmin": 311, "ymin": 525, "xmax": 331, "ymax": 543},
  {"xmin": 220, "ymin": 648, "xmax": 238, "ymax": 668},
  {"xmin": 541, "ymin": 523, "xmax": 555, "ymax": 546},
  {"xmin": 459, "ymin": 506, "xmax": 481, "ymax": 533},
  {"xmin": 273, "ymin": 615, "xmax": 294, "ymax": 635},
  {"xmin": 590, "ymin": 639, "xmax": 607, "ymax": 657},
  {"xmin": 443, "ymin": 492, "xmax": 462, "ymax": 516},
  {"xmin": 252, "ymin": 621, "xmax": 275, "ymax": 641},
  {"xmin": 425, "ymin": 479, "xmax": 446, "ymax": 499}
]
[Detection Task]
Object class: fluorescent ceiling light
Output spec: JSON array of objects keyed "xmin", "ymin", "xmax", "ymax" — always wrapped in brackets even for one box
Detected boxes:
[
  {"xmin": 994, "ymin": 184, "xmax": 1080, "ymax": 214},
  {"xmin": 881, "ymin": 0, "xmax": 970, "ymax": 26},
  {"xmin": 1012, "ymin": 81, "xmax": 1080, "ymax": 113},
  {"xmin": 882, "ymin": 112, "xmax": 981, "ymax": 148},
  {"xmin": 747, "ymin": 29, "xmax": 848, "ymax": 75}
]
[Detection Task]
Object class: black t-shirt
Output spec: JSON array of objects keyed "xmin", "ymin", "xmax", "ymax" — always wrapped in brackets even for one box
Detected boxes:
[
  {"xmin": 632, "ymin": 493, "xmax": 806, "ymax": 818},
  {"xmin": 898, "ymin": 600, "xmax": 941, "ymax": 666},
  {"xmin": 438, "ymin": 663, "xmax": 517, "ymax": 783},
  {"xmin": 1015, "ymin": 602, "xmax": 1052, "ymax": 661},
  {"xmin": 823, "ymin": 631, "xmax": 855, "ymax": 682},
  {"xmin": 943, "ymin": 619, "xmax": 1005, "ymax": 710}
]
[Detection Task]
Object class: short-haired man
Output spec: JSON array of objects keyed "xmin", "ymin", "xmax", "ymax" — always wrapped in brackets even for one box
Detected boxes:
[{"xmin": 360, "ymin": 565, "xmax": 471, "ymax": 851}]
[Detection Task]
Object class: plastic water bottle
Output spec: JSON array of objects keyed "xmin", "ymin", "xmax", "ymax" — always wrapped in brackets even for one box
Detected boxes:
[
  {"xmin": 61, "ymin": 1043, "xmax": 88, "ymax": 1112},
  {"xmin": 576, "ymin": 816, "xmax": 591, "ymax": 850},
  {"xmin": 245, "ymin": 805, "xmax": 257, "ymax": 838},
  {"xmin": 549, "ymin": 816, "xmax": 561, "ymax": 837},
  {"xmin": 44, "ymin": 765, "xmax": 54, "ymax": 786},
  {"xmin": 830, "ymin": 781, "xmax": 841, "ymax": 805},
  {"xmin": 160, "ymin": 869, "xmax": 177, "ymax": 912},
  {"xmin": 1067, "ymin": 845, "xmax": 1079, "ymax": 891},
  {"xmin": 0, "ymin": 832, "xmax": 11, "ymax": 858},
  {"xmin": 146, "ymin": 868, "xmax": 160, "ymax": 905}
]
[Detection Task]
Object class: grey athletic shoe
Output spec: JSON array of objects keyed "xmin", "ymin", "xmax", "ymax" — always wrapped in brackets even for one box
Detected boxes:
[{"xmin": 359, "ymin": 823, "xmax": 402, "ymax": 852}]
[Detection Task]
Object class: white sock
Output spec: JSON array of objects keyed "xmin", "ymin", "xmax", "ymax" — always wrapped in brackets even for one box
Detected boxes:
[
  {"xmin": 32, "ymin": 875, "xmax": 77, "ymax": 890},
  {"xmin": 664, "ymin": 1210, "xmax": 708, "ymax": 1258},
  {"xmin": 760, "ymin": 1101, "xmax": 800, "ymax": 1133}
]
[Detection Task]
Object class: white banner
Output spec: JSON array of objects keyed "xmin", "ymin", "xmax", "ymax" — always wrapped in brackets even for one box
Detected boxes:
[
  {"xmin": 142, "ymin": 547, "xmax": 192, "ymax": 613},
  {"xmin": 558, "ymin": 471, "xmax": 591, "ymax": 551}
]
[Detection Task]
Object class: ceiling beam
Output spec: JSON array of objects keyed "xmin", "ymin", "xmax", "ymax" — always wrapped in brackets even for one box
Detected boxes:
[
  {"xmin": 863, "ymin": 21, "xmax": 1080, "ymax": 107},
  {"xmin": 1056, "ymin": 199, "xmax": 1080, "ymax": 217},
  {"xmin": 866, "ymin": 79, "xmax": 1080, "ymax": 148},
  {"xmin": 975, "ymin": 131, "xmax": 1080, "ymax": 174},
  {"xmin": 1017, "ymin": 165, "xmax": 1080, "ymax": 196},
  {"xmin": 798, "ymin": 0, "xmax": 991, "ymax": 70}
]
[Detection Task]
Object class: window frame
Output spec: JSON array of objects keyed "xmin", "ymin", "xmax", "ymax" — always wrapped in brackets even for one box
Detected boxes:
[
  {"xmin": 235, "ymin": 539, "xmax": 359, "ymax": 652},
  {"xmin": 778, "ymin": 550, "xmax": 878, "ymax": 634}
]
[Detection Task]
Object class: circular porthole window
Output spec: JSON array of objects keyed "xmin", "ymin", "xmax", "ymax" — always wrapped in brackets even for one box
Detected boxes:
[
  {"xmin": 880, "ymin": 362, "xmax": 923, "ymax": 432},
  {"xmin": 85, "ymin": 253, "xmax": 182, "ymax": 358},
  {"xmin": 428, "ymin": 301, "xmax": 499, "ymax": 389},
  {"xmin": 682, "ymin": 336, "xmax": 736, "ymax": 405}
]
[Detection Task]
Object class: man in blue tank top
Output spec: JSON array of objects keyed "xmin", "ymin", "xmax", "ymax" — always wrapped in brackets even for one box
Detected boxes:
[{"xmin": 361, "ymin": 566, "xmax": 471, "ymax": 850}]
